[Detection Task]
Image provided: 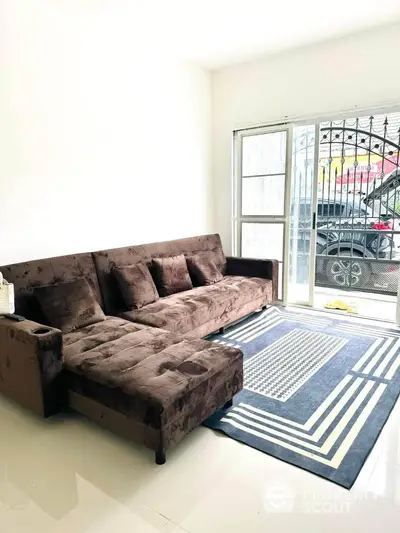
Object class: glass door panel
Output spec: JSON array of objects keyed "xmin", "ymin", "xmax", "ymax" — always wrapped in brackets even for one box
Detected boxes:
[{"xmin": 288, "ymin": 124, "xmax": 318, "ymax": 305}]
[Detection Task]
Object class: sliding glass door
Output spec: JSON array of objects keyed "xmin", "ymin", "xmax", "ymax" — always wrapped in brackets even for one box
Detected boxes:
[
  {"xmin": 288, "ymin": 125, "xmax": 319, "ymax": 305},
  {"xmin": 234, "ymin": 110, "xmax": 400, "ymax": 320},
  {"xmin": 234, "ymin": 125, "xmax": 293, "ymax": 303}
]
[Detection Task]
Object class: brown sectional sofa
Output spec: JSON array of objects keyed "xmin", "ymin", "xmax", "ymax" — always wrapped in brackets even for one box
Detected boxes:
[{"xmin": 0, "ymin": 234, "xmax": 278, "ymax": 463}]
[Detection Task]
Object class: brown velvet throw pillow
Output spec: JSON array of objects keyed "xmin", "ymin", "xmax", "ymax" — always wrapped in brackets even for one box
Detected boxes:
[
  {"xmin": 186, "ymin": 254, "xmax": 224, "ymax": 286},
  {"xmin": 113, "ymin": 262, "xmax": 159, "ymax": 309},
  {"xmin": 152, "ymin": 254, "xmax": 193, "ymax": 296},
  {"xmin": 34, "ymin": 278, "xmax": 106, "ymax": 334}
]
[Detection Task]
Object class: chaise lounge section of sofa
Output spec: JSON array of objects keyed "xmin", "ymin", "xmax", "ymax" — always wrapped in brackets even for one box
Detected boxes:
[{"xmin": 0, "ymin": 234, "xmax": 278, "ymax": 463}]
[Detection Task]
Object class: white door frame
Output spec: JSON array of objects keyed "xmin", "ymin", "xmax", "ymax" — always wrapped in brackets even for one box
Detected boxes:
[
  {"xmin": 308, "ymin": 124, "xmax": 320, "ymax": 308},
  {"xmin": 234, "ymin": 124, "xmax": 293, "ymax": 305}
]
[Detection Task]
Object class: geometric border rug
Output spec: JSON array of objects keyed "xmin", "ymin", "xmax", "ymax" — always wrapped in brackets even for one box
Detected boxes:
[{"xmin": 204, "ymin": 306, "xmax": 400, "ymax": 488}]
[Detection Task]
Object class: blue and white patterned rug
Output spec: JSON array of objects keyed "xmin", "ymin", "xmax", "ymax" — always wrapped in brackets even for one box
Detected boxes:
[{"xmin": 204, "ymin": 306, "xmax": 400, "ymax": 488}]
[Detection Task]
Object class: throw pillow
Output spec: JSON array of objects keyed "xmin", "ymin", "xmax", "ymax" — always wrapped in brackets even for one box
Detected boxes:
[
  {"xmin": 186, "ymin": 254, "xmax": 223, "ymax": 286},
  {"xmin": 113, "ymin": 262, "xmax": 159, "ymax": 309},
  {"xmin": 34, "ymin": 278, "xmax": 106, "ymax": 334},
  {"xmin": 152, "ymin": 254, "xmax": 193, "ymax": 296}
]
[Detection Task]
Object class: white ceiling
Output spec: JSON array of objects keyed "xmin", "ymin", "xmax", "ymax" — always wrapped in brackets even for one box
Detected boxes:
[
  {"xmin": 153, "ymin": 0, "xmax": 400, "ymax": 69},
  {"xmin": 34, "ymin": 0, "xmax": 400, "ymax": 70}
]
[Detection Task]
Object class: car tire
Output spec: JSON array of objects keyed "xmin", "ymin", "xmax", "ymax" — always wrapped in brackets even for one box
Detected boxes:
[{"xmin": 326, "ymin": 251, "xmax": 371, "ymax": 289}]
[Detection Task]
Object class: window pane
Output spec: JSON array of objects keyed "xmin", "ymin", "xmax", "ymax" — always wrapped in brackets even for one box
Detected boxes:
[
  {"xmin": 241, "ymin": 222, "xmax": 283, "ymax": 261},
  {"xmin": 242, "ymin": 131, "xmax": 286, "ymax": 177},
  {"xmin": 242, "ymin": 175, "xmax": 285, "ymax": 216}
]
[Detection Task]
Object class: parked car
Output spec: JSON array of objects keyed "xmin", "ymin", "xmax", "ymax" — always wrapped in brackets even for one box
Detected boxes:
[
  {"xmin": 292, "ymin": 170, "xmax": 400, "ymax": 289},
  {"xmin": 315, "ymin": 198, "xmax": 398, "ymax": 288}
]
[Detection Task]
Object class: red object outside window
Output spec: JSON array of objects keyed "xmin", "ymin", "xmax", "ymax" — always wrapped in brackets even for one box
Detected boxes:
[{"xmin": 373, "ymin": 222, "xmax": 392, "ymax": 230}]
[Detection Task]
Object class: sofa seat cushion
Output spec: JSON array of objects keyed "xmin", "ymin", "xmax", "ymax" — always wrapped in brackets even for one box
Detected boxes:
[
  {"xmin": 120, "ymin": 275, "xmax": 273, "ymax": 334},
  {"xmin": 63, "ymin": 316, "xmax": 242, "ymax": 430}
]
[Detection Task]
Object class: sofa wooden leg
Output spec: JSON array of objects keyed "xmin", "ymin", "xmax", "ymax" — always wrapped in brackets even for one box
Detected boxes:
[
  {"xmin": 224, "ymin": 399, "xmax": 233, "ymax": 409},
  {"xmin": 155, "ymin": 448, "xmax": 166, "ymax": 465},
  {"xmin": 219, "ymin": 326, "xmax": 225, "ymax": 334}
]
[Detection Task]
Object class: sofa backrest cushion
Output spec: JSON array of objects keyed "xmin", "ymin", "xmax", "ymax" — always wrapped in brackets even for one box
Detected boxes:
[
  {"xmin": 186, "ymin": 254, "xmax": 223, "ymax": 286},
  {"xmin": 34, "ymin": 278, "xmax": 106, "ymax": 333},
  {"xmin": 1, "ymin": 253, "xmax": 102, "ymax": 323},
  {"xmin": 152, "ymin": 254, "xmax": 193, "ymax": 297},
  {"xmin": 93, "ymin": 234, "xmax": 226, "ymax": 315},
  {"xmin": 113, "ymin": 263, "xmax": 159, "ymax": 309}
]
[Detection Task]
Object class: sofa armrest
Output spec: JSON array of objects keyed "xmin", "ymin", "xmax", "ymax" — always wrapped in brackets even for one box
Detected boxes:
[
  {"xmin": 226, "ymin": 257, "xmax": 279, "ymax": 302},
  {"xmin": 0, "ymin": 318, "xmax": 65, "ymax": 417}
]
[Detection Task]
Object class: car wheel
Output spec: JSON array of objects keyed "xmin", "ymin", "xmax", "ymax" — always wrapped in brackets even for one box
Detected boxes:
[{"xmin": 326, "ymin": 252, "xmax": 371, "ymax": 289}]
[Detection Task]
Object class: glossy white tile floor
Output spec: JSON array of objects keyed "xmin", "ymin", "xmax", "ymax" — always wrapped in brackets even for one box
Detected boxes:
[
  {"xmin": 1, "ymin": 388, "xmax": 400, "ymax": 533},
  {"xmin": 314, "ymin": 287, "xmax": 397, "ymax": 322}
]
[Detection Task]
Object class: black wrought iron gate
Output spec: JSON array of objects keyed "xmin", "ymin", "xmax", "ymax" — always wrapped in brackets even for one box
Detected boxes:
[{"xmin": 316, "ymin": 112, "xmax": 400, "ymax": 295}]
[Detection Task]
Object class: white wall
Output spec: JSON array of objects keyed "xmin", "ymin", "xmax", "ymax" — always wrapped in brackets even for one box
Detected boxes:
[
  {"xmin": 0, "ymin": 1, "xmax": 212, "ymax": 265},
  {"xmin": 212, "ymin": 23, "xmax": 400, "ymax": 253}
]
